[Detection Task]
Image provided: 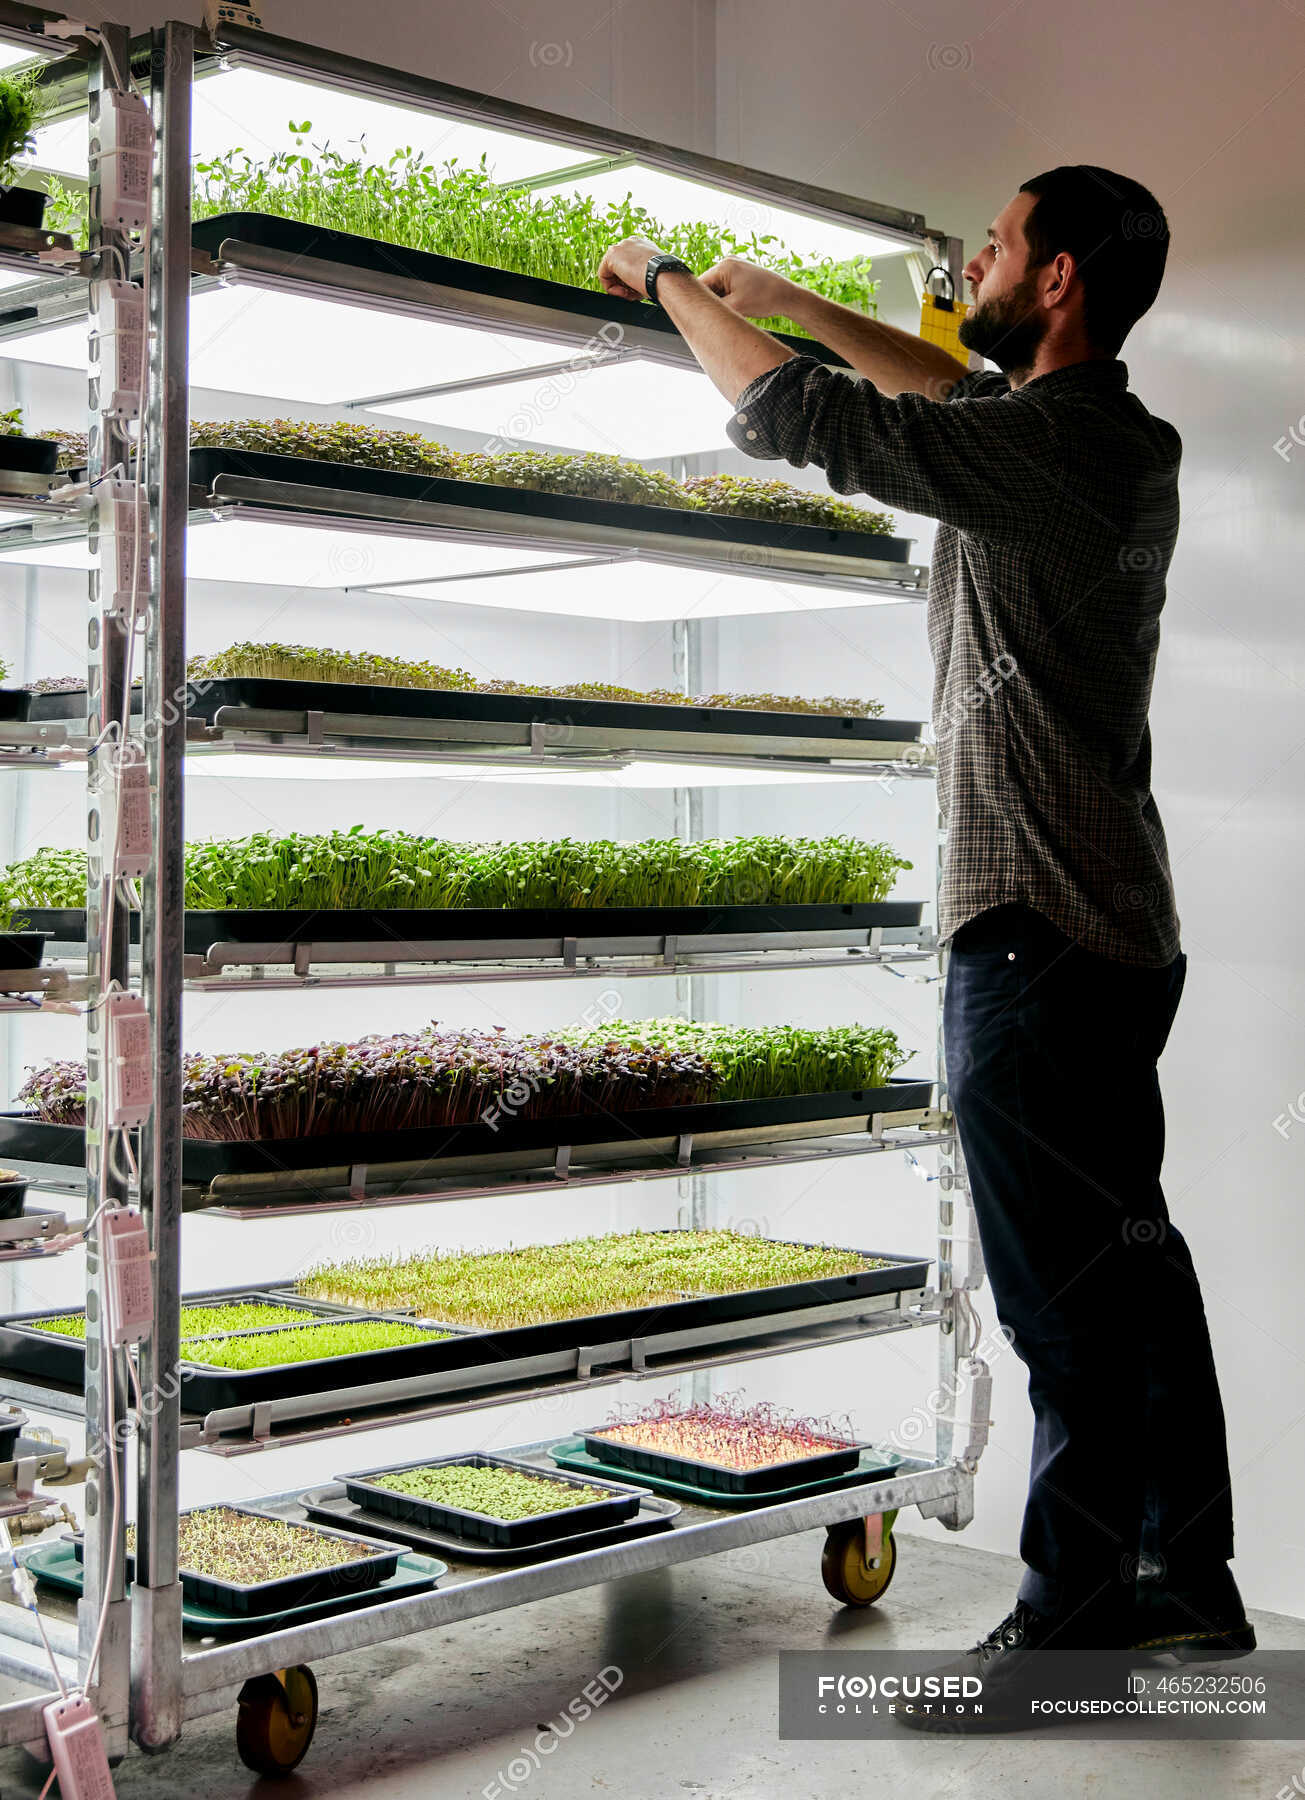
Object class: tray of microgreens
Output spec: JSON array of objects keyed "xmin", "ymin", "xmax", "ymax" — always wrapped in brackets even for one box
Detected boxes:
[
  {"xmin": 0, "ymin": 1235, "xmax": 930, "ymax": 1411},
  {"xmin": 9, "ymin": 645, "xmax": 912, "ymax": 734},
  {"xmin": 54, "ymin": 135, "xmax": 882, "ymax": 335},
  {"xmin": 288, "ymin": 1228, "xmax": 933, "ymax": 1353},
  {"xmin": 580, "ymin": 1392, "xmax": 873, "ymax": 1494},
  {"xmin": 7, "ymin": 1019, "xmax": 929, "ymax": 1185},
  {"xmin": 48, "ymin": 416, "xmax": 907, "ymax": 559},
  {"xmin": 334, "ymin": 1452, "xmax": 652, "ymax": 1549},
  {"xmin": 301, "ymin": 1479, "xmax": 678, "ymax": 1564},
  {"xmin": 74, "ymin": 1504, "xmax": 401, "ymax": 1615},
  {"xmin": 0, "ymin": 1288, "xmax": 374, "ymax": 1390},
  {"xmin": 2, "ymin": 830, "xmax": 918, "ymax": 954}
]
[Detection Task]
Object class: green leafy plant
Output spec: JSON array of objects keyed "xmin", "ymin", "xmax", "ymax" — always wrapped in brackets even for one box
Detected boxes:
[
  {"xmin": 48, "ymin": 137, "xmax": 880, "ymax": 333},
  {"xmin": 182, "ymin": 1319, "xmax": 447, "ymax": 1369},
  {"xmin": 46, "ymin": 416, "xmax": 895, "ymax": 533},
  {"xmin": 298, "ymin": 1229, "xmax": 885, "ymax": 1329},
  {"xmin": 185, "ymin": 641, "xmax": 885, "ymax": 718},
  {"xmin": 30, "ymin": 1300, "xmax": 322, "ymax": 1340},
  {"xmin": 680, "ymin": 474, "xmax": 896, "ymax": 538},
  {"xmin": 0, "ymin": 406, "xmax": 24, "ymax": 438},
  {"xmin": 593, "ymin": 1391, "xmax": 857, "ymax": 1472},
  {"xmin": 0, "ymin": 68, "xmax": 48, "ymax": 186},
  {"xmin": 127, "ymin": 1508, "xmax": 388, "ymax": 1583},
  {"xmin": 368, "ymin": 1462, "xmax": 611, "ymax": 1519},
  {"xmin": 560, "ymin": 1018, "xmax": 909, "ymax": 1099},
  {"xmin": 3, "ymin": 831, "xmax": 909, "ymax": 913}
]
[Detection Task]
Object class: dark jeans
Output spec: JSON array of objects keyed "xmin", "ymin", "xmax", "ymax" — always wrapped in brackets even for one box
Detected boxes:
[{"xmin": 943, "ymin": 903, "xmax": 1234, "ymax": 1620}]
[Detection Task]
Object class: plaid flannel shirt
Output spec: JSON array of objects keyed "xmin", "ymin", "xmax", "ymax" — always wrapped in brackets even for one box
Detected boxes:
[{"xmin": 726, "ymin": 355, "xmax": 1182, "ymax": 966}]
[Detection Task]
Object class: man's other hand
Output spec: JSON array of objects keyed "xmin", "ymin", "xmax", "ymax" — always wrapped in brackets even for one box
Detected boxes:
[
  {"xmin": 700, "ymin": 256, "xmax": 795, "ymax": 320},
  {"xmin": 597, "ymin": 236, "xmax": 666, "ymax": 301}
]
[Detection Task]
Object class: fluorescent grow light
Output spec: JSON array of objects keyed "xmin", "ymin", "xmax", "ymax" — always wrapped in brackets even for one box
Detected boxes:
[
  {"xmin": 0, "ymin": 513, "xmax": 585, "ymax": 589},
  {"xmin": 1, "ymin": 282, "xmax": 553, "ymax": 403},
  {"xmin": 187, "ymin": 750, "xmax": 873, "ymax": 787},
  {"xmin": 26, "ymin": 64, "xmax": 589, "ymax": 184},
  {"xmin": 526, "ymin": 162, "xmax": 912, "ymax": 264},
  {"xmin": 372, "ymin": 354, "xmax": 735, "ymax": 460},
  {"xmin": 371, "ymin": 553, "xmax": 915, "ymax": 622}
]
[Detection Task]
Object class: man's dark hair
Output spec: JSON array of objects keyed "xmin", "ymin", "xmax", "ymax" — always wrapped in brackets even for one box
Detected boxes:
[{"xmin": 1018, "ymin": 165, "xmax": 1169, "ymax": 355}]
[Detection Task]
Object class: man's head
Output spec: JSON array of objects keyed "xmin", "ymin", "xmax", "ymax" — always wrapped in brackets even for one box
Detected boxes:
[{"xmin": 958, "ymin": 166, "xmax": 1169, "ymax": 376}]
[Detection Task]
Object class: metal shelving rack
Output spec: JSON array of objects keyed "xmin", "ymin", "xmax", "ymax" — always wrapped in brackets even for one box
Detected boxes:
[{"xmin": 0, "ymin": 8, "xmax": 989, "ymax": 1775}]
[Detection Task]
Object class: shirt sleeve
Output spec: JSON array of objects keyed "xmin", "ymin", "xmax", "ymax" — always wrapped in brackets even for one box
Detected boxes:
[{"xmin": 725, "ymin": 355, "xmax": 1062, "ymax": 543}]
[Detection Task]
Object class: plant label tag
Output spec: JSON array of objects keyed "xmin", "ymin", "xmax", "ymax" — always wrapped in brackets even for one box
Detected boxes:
[{"xmin": 43, "ymin": 1691, "xmax": 117, "ymax": 1800}]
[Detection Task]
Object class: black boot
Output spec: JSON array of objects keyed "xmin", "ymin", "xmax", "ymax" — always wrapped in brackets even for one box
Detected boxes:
[
  {"xmin": 894, "ymin": 1599, "xmax": 1133, "ymax": 1736},
  {"xmin": 1130, "ymin": 1562, "xmax": 1256, "ymax": 1661}
]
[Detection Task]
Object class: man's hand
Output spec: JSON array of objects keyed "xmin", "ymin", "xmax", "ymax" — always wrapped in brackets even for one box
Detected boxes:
[
  {"xmin": 700, "ymin": 256, "xmax": 796, "ymax": 321},
  {"xmin": 597, "ymin": 235, "xmax": 666, "ymax": 302}
]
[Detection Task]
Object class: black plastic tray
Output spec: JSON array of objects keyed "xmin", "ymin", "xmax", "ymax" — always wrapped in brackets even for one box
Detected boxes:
[
  {"xmin": 75, "ymin": 1504, "xmax": 400, "ymax": 1616},
  {"xmin": 581, "ymin": 1427, "xmax": 863, "ymax": 1494},
  {"xmin": 0, "ymin": 1288, "xmax": 366, "ymax": 1390},
  {"xmin": 302, "ymin": 1483, "xmax": 678, "ymax": 1565},
  {"xmin": 0, "ymin": 688, "xmax": 143, "ymax": 724},
  {"xmin": 338, "ymin": 1452, "xmax": 648, "ymax": 1548},
  {"xmin": 188, "ymin": 442, "xmax": 913, "ymax": 567},
  {"xmin": 0, "ymin": 1404, "xmax": 28, "ymax": 1462},
  {"xmin": 0, "ymin": 933, "xmax": 47, "ymax": 972},
  {"xmin": 0, "ymin": 1241, "xmax": 931, "ymax": 1413},
  {"xmin": 0, "ymin": 1080, "xmax": 934, "ymax": 1182},
  {"xmin": 193, "ymin": 210, "xmax": 847, "ymax": 367},
  {"xmin": 19, "ymin": 900, "xmax": 923, "ymax": 956}
]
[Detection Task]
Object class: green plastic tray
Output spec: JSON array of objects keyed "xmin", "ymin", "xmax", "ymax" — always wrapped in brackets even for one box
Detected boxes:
[
  {"xmin": 548, "ymin": 1439, "xmax": 909, "ymax": 1508},
  {"xmin": 23, "ymin": 1538, "xmax": 445, "ymax": 1632}
]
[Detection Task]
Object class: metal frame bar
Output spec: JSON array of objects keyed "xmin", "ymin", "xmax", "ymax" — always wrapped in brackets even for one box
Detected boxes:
[
  {"xmin": 130, "ymin": 19, "xmax": 191, "ymax": 1755},
  {"xmin": 80, "ymin": 22, "xmax": 133, "ymax": 1757}
]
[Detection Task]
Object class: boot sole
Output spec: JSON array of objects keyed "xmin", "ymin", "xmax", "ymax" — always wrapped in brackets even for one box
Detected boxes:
[{"xmin": 1132, "ymin": 1623, "xmax": 1258, "ymax": 1662}]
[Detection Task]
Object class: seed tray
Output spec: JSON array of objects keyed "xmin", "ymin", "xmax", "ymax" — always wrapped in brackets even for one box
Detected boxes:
[
  {"xmin": 302, "ymin": 1483, "xmax": 678, "ymax": 1565},
  {"xmin": 580, "ymin": 1426, "xmax": 865, "ymax": 1493},
  {"xmin": 0, "ymin": 1403, "xmax": 28, "ymax": 1461},
  {"xmin": 17, "ymin": 900, "xmax": 924, "ymax": 959},
  {"xmin": 0, "ymin": 1288, "xmax": 368, "ymax": 1390},
  {"xmin": 337, "ymin": 1452, "xmax": 650, "ymax": 1548},
  {"xmin": 0, "ymin": 934, "xmax": 47, "ymax": 973},
  {"xmin": 75, "ymin": 1504, "xmax": 400, "ymax": 1616},
  {"xmin": 550, "ymin": 1439, "xmax": 910, "ymax": 1508},
  {"xmin": 193, "ymin": 210, "xmax": 848, "ymax": 371},
  {"xmin": 0, "ymin": 1238, "xmax": 930, "ymax": 1413},
  {"xmin": 185, "ymin": 441, "xmax": 915, "ymax": 570},
  {"xmin": 0, "ymin": 1080, "xmax": 935, "ymax": 1182},
  {"xmin": 27, "ymin": 1539, "xmax": 444, "ymax": 1633},
  {"xmin": 0, "ymin": 688, "xmax": 143, "ymax": 724}
]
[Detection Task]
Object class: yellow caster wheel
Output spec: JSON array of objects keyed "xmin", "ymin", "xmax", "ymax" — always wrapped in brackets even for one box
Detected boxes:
[
  {"xmin": 236, "ymin": 1665, "xmax": 319, "ymax": 1776},
  {"xmin": 821, "ymin": 1518, "xmax": 898, "ymax": 1607}
]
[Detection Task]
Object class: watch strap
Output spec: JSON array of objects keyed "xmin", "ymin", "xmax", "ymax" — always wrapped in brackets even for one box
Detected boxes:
[{"xmin": 645, "ymin": 253, "xmax": 691, "ymax": 302}]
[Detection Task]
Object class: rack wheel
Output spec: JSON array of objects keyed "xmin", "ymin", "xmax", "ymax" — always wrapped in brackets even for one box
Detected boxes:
[
  {"xmin": 236, "ymin": 1665, "xmax": 319, "ymax": 1776},
  {"xmin": 821, "ymin": 1520, "xmax": 898, "ymax": 1607}
]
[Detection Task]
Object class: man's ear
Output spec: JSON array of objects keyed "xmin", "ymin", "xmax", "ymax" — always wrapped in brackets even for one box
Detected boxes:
[{"xmin": 1043, "ymin": 251, "xmax": 1076, "ymax": 308}]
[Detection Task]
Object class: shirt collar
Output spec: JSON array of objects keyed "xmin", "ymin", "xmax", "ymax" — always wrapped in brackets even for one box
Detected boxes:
[{"xmin": 1010, "ymin": 359, "xmax": 1129, "ymax": 395}]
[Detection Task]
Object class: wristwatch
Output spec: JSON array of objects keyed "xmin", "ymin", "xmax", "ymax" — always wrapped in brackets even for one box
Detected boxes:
[{"xmin": 645, "ymin": 252, "xmax": 691, "ymax": 302}]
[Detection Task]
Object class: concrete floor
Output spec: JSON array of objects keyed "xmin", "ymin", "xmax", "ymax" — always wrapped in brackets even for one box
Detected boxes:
[{"xmin": 2, "ymin": 1528, "xmax": 1301, "ymax": 1800}]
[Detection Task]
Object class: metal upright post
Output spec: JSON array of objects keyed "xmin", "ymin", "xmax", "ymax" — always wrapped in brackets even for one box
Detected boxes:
[
  {"xmin": 131, "ymin": 19, "xmax": 191, "ymax": 1754},
  {"xmin": 81, "ymin": 20, "xmax": 135, "ymax": 1757}
]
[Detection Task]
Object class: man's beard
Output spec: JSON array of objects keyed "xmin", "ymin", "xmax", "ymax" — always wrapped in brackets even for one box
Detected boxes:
[{"xmin": 958, "ymin": 271, "xmax": 1046, "ymax": 376}]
